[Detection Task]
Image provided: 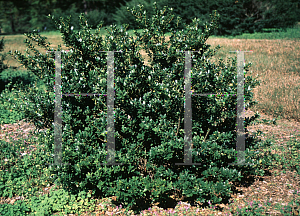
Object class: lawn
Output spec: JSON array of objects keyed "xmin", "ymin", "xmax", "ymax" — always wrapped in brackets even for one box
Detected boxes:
[{"xmin": 0, "ymin": 23, "xmax": 299, "ymax": 215}]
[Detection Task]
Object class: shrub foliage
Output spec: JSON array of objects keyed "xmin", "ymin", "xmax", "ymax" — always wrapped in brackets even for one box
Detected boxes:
[{"xmin": 9, "ymin": 2, "xmax": 265, "ymax": 213}]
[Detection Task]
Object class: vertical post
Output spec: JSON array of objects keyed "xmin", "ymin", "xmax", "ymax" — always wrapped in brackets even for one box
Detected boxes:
[
  {"xmin": 229, "ymin": 50, "xmax": 254, "ymax": 166},
  {"xmin": 54, "ymin": 51, "xmax": 63, "ymax": 166},
  {"xmin": 100, "ymin": 51, "xmax": 123, "ymax": 165},
  {"xmin": 175, "ymin": 50, "xmax": 201, "ymax": 166},
  {"xmin": 174, "ymin": 49, "xmax": 254, "ymax": 167},
  {"xmin": 46, "ymin": 50, "xmax": 123, "ymax": 168},
  {"xmin": 45, "ymin": 50, "xmax": 71, "ymax": 167}
]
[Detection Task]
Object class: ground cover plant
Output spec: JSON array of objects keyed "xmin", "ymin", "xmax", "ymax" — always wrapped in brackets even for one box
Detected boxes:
[{"xmin": 0, "ymin": 2, "xmax": 299, "ymax": 216}]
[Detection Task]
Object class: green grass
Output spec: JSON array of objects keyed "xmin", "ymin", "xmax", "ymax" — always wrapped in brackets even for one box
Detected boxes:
[{"xmin": 209, "ymin": 24, "xmax": 300, "ymax": 40}]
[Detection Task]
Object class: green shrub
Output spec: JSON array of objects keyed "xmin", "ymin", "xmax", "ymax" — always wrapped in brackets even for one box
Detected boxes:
[
  {"xmin": 0, "ymin": 68, "xmax": 47, "ymax": 125},
  {"xmin": 9, "ymin": 2, "xmax": 265, "ymax": 214},
  {"xmin": 0, "ymin": 68, "xmax": 40, "ymax": 94}
]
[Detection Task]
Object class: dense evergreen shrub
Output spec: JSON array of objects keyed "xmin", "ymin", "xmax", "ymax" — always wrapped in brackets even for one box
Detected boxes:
[{"xmin": 9, "ymin": 2, "xmax": 266, "ymax": 213}]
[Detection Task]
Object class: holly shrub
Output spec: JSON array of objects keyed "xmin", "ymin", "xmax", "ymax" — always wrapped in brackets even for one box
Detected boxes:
[{"xmin": 9, "ymin": 2, "xmax": 266, "ymax": 214}]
